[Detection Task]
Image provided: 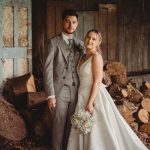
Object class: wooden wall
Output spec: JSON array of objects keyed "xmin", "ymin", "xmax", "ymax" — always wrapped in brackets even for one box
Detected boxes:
[
  {"xmin": 32, "ymin": 0, "xmax": 47, "ymax": 78},
  {"xmin": 32, "ymin": 0, "xmax": 150, "ymax": 88},
  {"xmin": 0, "ymin": 0, "xmax": 32, "ymax": 92},
  {"xmin": 118, "ymin": 0, "xmax": 150, "ymax": 88}
]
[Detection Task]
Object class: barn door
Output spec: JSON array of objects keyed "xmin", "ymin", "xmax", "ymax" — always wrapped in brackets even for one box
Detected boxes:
[
  {"xmin": 0, "ymin": 0, "xmax": 32, "ymax": 91},
  {"xmin": 74, "ymin": 11, "xmax": 99, "ymax": 41},
  {"xmin": 99, "ymin": 4, "xmax": 119, "ymax": 61},
  {"xmin": 47, "ymin": 1, "xmax": 73, "ymax": 39}
]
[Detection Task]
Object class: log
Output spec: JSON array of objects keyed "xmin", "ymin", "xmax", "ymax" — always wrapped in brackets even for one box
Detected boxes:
[
  {"xmin": 111, "ymin": 74, "xmax": 127, "ymax": 85},
  {"xmin": 145, "ymin": 82, "xmax": 150, "ymax": 89},
  {"xmin": 139, "ymin": 123, "xmax": 150, "ymax": 134},
  {"xmin": 121, "ymin": 89, "xmax": 128, "ymax": 98},
  {"xmin": 108, "ymin": 84, "xmax": 123, "ymax": 100},
  {"xmin": 129, "ymin": 92, "xmax": 143, "ymax": 104},
  {"xmin": 2, "ymin": 73, "xmax": 36, "ymax": 105},
  {"xmin": 130, "ymin": 122, "xmax": 139, "ymax": 132},
  {"xmin": 33, "ymin": 120, "xmax": 46, "ymax": 137},
  {"xmin": 117, "ymin": 104, "xmax": 135, "ymax": 124},
  {"xmin": 127, "ymin": 83, "xmax": 143, "ymax": 103},
  {"xmin": 140, "ymin": 82, "xmax": 150, "ymax": 97},
  {"xmin": 12, "ymin": 73, "xmax": 36, "ymax": 97},
  {"xmin": 104, "ymin": 62, "xmax": 128, "ymax": 85},
  {"xmin": 27, "ymin": 92, "xmax": 47, "ymax": 109},
  {"xmin": 141, "ymin": 98, "xmax": 150, "ymax": 113},
  {"xmin": 0, "ymin": 97, "xmax": 26, "ymax": 144},
  {"xmin": 138, "ymin": 109, "xmax": 149, "ymax": 123},
  {"xmin": 127, "ymin": 83, "xmax": 143, "ymax": 97},
  {"xmin": 103, "ymin": 72, "xmax": 112, "ymax": 86},
  {"xmin": 18, "ymin": 109, "xmax": 33, "ymax": 133},
  {"xmin": 33, "ymin": 106, "xmax": 52, "ymax": 138}
]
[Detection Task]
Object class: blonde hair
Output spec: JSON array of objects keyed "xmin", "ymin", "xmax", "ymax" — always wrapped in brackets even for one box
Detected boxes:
[{"xmin": 85, "ymin": 29, "xmax": 102, "ymax": 54}]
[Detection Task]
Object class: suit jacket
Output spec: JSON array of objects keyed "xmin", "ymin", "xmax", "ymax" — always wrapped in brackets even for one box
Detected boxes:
[{"xmin": 43, "ymin": 33, "xmax": 84, "ymax": 99}]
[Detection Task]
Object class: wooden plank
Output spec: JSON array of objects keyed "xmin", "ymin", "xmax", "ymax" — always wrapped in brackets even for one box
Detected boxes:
[
  {"xmin": 134, "ymin": 0, "xmax": 142, "ymax": 72},
  {"xmin": 124, "ymin": 1, "xmax": 134, "ymax": 72},
  {"xmin": 84, "ymin": 12, "xmax": 95, "ymax": 36},
  {"xmin": 0, "ymin": 1, "xmax": 2, "ymax": 48},
  {"xmin": 27, "ymin": 0, "xmax": 32, "ymax": 48},
  {"xmin": 0, "ymin": 1, "xmax": 3, "ymax": 89},
  {"xmin": 75, "ymin": 11, "xmax": 98, "ymax": 41},
  {"xmin": 122, "ymin": 0, "xmax": 143, "ymax": 73},
  {"xmin": 74, "ymin": 12, "xmax": 84, "ymax": 40},
  {"xmin": 14, "ymin": 58, "xmax": 18, "ymax": 77},
  {"xmin": 141, "ymin": 0, "xmax": 150, "ymax": 70},
  {"xmin": 47, "ymin": 6, "xmax": 56, "ymax": 39},
  {"xmin": 0, "ymin": 59, "xmax": 2, "ymax": 90},
  {"xmin": 14, "ymin": 5, "xmax": 18, "ymax": 47},
  {"xmin": 3, "ymin": 59, "xmax": 13, "ymax": 83},
  {"xmin": 27, "ymin": 0, "xmax": 32, "ymax": 72},
  {"xmin": 107, "ymin": 7, "xmax": 118, "ymax": 60},
  {"xmin": 2, "ymin": 0, "xmax": 28, "ymax": 7},
  {"xmin": 85, "ymin": 0, "xmax": 95, "ymax": 10},
  {"xmin": 94, "ymin": 12, "xmax": 99, "ymax": 30},
  {"xmin": 99, "ymin": 4, "xmax": 119, "ymax": 61},
  {"xmin": 18, "ymin": 58, "xmax": 28, "ymax": 76},
  {"xmin": 72, "ymin": 0, "xmax": 85, "ymax": 10},
  {"xmin": 55, "ymin": 6, "xmax": 63, "ymax": 35},
  {"xmin": 18, "ymin": 7, "xmax": 28, "ymax": 47},
  {"xmin": 2, "ymin": 6, "xmax": 14, "ymax": 47},
  {"xmin": 118, "ymin": 0, "xmax": 126, "ymax": 65},
  {"xmin": 99, "ymin": 5, "xmax": 108, "ymax": 60},
  {"xmin": 1, "ymin": 48, "xmax": 27, "ymax": 58},
  {"xmin": 47, "ymin": 1, "xmax": 72, "ymax": 8},
  {"xmin": 28, "ymin": 56, "xmax": 32, "ymax": 73}
]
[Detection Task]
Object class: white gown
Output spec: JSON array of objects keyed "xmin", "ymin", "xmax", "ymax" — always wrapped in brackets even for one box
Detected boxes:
[{"xmin": 67, "ymin": 56, "xmax": 148, "ymax": 150}]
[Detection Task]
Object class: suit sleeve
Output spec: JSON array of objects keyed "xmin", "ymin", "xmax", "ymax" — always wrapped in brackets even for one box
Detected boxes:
[{"xmin": 43, "ymin": 39, "xmax": 55, "ymax": 97}]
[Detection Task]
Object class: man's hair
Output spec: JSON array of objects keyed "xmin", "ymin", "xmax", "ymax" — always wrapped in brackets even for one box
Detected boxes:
[{"xmin": 62, "ymin": 9, "xmax": 78, "ymax": 20}]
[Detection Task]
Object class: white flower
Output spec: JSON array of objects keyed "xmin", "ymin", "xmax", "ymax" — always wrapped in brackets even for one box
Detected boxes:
[{"xmin": 71, "ymin": 109, "xmax": 95, "ymax": 134}]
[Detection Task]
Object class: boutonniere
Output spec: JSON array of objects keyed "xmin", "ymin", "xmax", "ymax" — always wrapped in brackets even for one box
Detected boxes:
[{"xmin": 76, "ymin": 44, "xmax": 85, "ymax": 54}]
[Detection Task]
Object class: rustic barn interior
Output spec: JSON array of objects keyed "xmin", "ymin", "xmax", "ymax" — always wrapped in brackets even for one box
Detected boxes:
[{"xmin": 0, "ymin": 0, "xmax": 150, "ymax": 149}]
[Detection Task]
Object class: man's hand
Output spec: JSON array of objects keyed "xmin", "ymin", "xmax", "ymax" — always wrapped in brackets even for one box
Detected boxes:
[{"xmin": 47, "ymin": 97, "xmax": 56, "ymax": 109}]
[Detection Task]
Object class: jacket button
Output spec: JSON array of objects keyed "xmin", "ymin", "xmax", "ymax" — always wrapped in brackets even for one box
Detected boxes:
[{"xmin": 63, "ymin": 76, "xmax": 65, "ymax": 79}]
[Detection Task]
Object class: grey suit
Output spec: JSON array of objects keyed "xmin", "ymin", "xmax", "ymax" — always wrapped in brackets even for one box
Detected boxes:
[{"xmin": 43, "ymin": 33, "xmax": 84, "ymax": 150}]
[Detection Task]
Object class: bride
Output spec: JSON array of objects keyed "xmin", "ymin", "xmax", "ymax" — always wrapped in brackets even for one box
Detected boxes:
[{"xmin": 67, "ymin": 29, "xmax": 148, "ymax": 150}]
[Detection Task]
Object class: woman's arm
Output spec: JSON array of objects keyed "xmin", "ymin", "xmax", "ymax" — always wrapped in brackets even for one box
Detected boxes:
[{"xmin": 86, "ymin": 53, "xmax": 103, "ymax": 114}]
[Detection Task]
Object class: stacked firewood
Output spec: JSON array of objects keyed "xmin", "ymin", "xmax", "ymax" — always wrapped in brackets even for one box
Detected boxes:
[
  {"xmin": 1, "ymin": 62, "xmax": 150, "ymax": 149},
  {"xmin": 0, "ymin": 97, "xmax": 27, "ymax": 147},
  {"xmin": 103, "ymin": 61, "xmax": 150, "ymax": 149},
  {"xmin": 1, "ymin": 73, "xmax": 52, "ymax": 147}
]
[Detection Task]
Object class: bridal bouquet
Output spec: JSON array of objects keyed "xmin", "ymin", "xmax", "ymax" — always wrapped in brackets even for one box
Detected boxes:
[{"xmin": 71, "ymin": 109, "xmax": 95, "ymax": 134}]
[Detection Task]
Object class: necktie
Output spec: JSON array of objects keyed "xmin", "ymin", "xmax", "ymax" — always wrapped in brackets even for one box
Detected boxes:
[{"xmin": 68, "ymin": 39, "xmax": 73, "ymax": 48}]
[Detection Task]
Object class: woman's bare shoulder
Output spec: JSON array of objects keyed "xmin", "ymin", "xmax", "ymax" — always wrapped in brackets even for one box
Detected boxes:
[{"xmin": 92, "ymin": 52, "xmax": 103, "ymax": 62}]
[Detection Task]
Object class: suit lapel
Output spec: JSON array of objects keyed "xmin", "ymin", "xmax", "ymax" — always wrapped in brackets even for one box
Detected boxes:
[
  {"xmin": 56, "ymin": 34, "xmax": 69, "ymax": 64},
  {"xmin": 56, "ymin": 34, "xmax": 84, "ymax": 64}
]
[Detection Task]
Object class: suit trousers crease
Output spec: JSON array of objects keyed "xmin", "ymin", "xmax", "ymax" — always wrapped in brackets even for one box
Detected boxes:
[{"xmin": 51, "ymin": 85, "xmax": 78, "ymax": 150}]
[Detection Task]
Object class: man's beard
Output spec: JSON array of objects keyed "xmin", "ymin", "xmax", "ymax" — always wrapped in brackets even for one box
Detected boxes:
[{"xmin": 63, "ymin": 28, "xmax": 75, "ymax": 34}]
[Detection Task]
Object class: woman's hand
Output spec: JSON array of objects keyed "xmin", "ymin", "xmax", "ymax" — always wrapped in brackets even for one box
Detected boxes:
[{"xmin": 86, "ymin": 102, "xmax": 94, "ymax": 114}]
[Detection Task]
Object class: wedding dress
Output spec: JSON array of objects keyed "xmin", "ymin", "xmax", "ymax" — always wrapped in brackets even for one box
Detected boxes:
[{"xmin": 67, "ymin": 56, "xmax": 148, "ymax": 150}]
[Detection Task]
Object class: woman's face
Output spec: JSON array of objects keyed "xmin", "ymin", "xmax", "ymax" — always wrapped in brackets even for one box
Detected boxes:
[{"xmin": 84, "ymin": 32, "xmax": 100, "ymax": 51}]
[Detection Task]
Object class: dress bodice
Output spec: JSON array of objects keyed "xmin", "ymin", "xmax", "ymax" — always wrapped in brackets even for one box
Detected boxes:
[{"xmin": 78, "ymin": 56, "xmax": 93, "ymax": 88}]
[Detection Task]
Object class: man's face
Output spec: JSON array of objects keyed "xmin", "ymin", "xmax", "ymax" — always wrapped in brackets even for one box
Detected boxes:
[{"xmin": 63, "ymin": 16, "xmax": 78, "ymax": 34}]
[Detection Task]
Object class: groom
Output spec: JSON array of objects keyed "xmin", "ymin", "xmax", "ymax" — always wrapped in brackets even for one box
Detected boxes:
[{"xmin": 43, "ymin": 9, "xmax": 84, "ymax": 150}]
